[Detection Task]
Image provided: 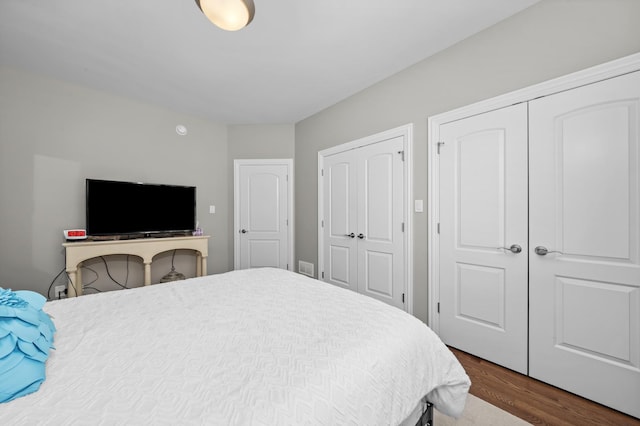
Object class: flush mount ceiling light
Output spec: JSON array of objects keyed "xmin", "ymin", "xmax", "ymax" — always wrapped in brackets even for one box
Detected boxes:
[{"xmin": 195, "ymin": 0, "xmax": 255, "ymax": 31}]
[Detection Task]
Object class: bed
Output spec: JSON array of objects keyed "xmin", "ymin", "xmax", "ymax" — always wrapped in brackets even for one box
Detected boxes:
[{"xmin": 1, "ymin": 268, "xmax": 470, "ymax": 425}]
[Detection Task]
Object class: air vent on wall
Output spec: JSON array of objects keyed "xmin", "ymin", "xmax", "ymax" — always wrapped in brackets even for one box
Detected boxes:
[{"xmin": 298, "ymin": 261, "xmax": 314, "ymax": 277}]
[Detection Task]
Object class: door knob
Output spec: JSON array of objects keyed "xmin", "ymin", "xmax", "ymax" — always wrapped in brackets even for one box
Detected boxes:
[
  {"xmin": 240, "ymin": 229, "xmax": 248, "ymax": 234},
  {"xmin": 498, "ymin": 244, "xmax": 522, "ymax": 254},
  {"xmin": 357, "ymin": 233, "xmax": 365, "ymax": 239},
  {"xmin": 535, "ymin": 246, "xmax": 563, "ymax": 256},
  {"xmin": 344, "ymin": 233, "xmax": 355, "ymax": 238}
]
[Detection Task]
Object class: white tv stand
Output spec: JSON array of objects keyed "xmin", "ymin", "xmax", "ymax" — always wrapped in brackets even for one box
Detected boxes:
[{"xmin": 63, "ymin": 235, "xmax": 209, "ymax": 297}]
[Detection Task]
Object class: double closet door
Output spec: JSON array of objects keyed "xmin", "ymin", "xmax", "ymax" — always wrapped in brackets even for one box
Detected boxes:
[
  {"xmin": 438, "ymin": 71, "xmax": 640, "ymax": 418},
  {"xmin": 321, "ymin": 136, "xmax": 406, "ymax": 310}
]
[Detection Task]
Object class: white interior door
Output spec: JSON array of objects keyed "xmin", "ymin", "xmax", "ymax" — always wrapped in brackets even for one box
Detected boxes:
[
  {"xmin": 322, "ymin": 137, "xmax": 407, "ymax": 310},
  {"xmin": 234, "ymin": 160, "xmax": 292, "ymax": 270},
  {"xmin": 529, "ymin": 71, "xmax": 640, "ymax": 418},
  {"xmin": 357, "ymin": 137, "xmax": 405, "ymax": 309},
  {"xmin": 438, "ymin": 104, "xmax": 529, "ymax": 374},
  {"xmin": 323, "ymin": 150, "xmax": 358, "ymax": 292}
]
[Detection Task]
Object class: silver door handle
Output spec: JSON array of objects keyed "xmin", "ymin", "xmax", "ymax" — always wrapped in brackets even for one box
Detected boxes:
[
  {"xmin": 344, "ymin": 233, "xmax": 355, "ymax": 238},
  {"xmin": 498, "ymin": 244, "xmax": 522, "ymax": 254},
  {"xmin": 357, "ymin": 233, "xmax": 365, "ymax": 239},
  {"xmin": 534, "ymin": 246, "xmax": 563, "ymax": 256}
]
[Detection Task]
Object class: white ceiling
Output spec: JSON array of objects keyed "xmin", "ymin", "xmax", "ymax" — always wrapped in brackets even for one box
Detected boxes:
[{"xmin": 0, "ymin": 0, "xmax": 539, "ymax": 124}]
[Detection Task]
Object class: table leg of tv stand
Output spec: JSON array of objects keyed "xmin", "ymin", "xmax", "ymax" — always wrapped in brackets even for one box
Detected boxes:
[
  {"xmin": 144, "ymin": 262, "xmax": 152, "ymax": 286},
  {"xmin": 67, "ymin": 266, "xmax": 83, "ymax": 297},
  {"xmin": 201, "ymin": 254, "xmax": 208, "ymax": 276}
]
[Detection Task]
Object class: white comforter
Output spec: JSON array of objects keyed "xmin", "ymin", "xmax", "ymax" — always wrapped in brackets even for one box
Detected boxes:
[{"xmin": 0, "ymin": 268, "xmax": 469, "ymax": 425}]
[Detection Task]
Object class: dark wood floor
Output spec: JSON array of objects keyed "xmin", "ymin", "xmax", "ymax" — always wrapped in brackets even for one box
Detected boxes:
[{"xmin": 449, "ymin": 347, "xmax": 640, "ymax": 426}]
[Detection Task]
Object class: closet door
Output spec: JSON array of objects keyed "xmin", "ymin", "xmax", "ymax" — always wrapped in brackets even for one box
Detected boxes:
[
  {"xmin": 323, "ymin": 150, "xmax": 358, "ymax": 292},
  {"xmin": 438, "ymin": 104, "xmax": 529, "ymax": 374},
  {"xmin": 357, "ymin": 137, "xmax": 405, "ymax": 309},
  {"xmin": 322, "ymin": 137, "xmax": 406, "ymax": 309},
  {"xmin": 529, "ymin": 71, "xmax": 640, "ymax": 418}
]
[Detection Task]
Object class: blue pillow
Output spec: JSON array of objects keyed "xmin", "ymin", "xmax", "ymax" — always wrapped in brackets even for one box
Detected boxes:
[{"xmin": 0, "ymin": 288, "xmax": 56, "ymax": 403}]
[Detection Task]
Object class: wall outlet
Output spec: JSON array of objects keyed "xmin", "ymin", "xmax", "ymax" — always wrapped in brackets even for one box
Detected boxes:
[{"xmin": 54, "ymin": 285, "xmax": 66, "ymax": 299}]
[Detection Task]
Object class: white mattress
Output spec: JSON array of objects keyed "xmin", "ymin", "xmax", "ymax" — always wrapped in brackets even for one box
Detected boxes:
[{"xmin": 0, "ymin": 268, "xmax": 470, "ymax": 425}]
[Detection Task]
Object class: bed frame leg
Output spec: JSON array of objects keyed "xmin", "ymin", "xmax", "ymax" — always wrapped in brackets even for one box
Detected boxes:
[{"xmin": 416, "ymin": 401, "xmax": 434, "ymax": 426}]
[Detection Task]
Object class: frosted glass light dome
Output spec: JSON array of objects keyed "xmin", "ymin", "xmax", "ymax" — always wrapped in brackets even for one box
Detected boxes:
[{"xmin": 195, "ymin": 0, "xmax": 255, "ymax": 31}]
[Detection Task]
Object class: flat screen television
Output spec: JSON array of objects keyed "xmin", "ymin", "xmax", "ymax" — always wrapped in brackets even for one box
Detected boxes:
[{"xmin": 86, "ymin": 179, "xmax": 196, "ymax": 237}]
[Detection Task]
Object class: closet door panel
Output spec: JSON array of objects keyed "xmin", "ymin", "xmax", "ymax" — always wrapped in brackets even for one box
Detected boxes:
[
  {"xmin": 438, "ymin": 103, "xmax": 529, "ymax": 374},
  {"xmin": 457, "ymin": 129, "xmax": 506, "ymax": 249},
  {"xmin": 561, "ymin": 102, "xmax": 634, "ymax": 259},
  {"xmin": 529, "ymin": 70, "xmax": 640, "ymax": 419},
  {"xmin": 323, "ymin": 154, "xmax": 358, "ymax": 291},
  {"xmin": 357, "ymin": 137, "xmax": 405, "ymax": 309}
]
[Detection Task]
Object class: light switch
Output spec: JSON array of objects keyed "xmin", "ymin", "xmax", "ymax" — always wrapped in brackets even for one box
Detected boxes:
[
  {"xmin": 209, "ymin": 205, "xmax": 216, "ymax": 214},
  {"xmin": 414, "ymin": 200, "xmax": 424, "ymax": 213}
]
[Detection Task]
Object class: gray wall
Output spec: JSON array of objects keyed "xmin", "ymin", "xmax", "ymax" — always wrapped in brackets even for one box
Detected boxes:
[
  {"xmin": 0, "ymin": 67, "xmax": 232, "ymax": 296},
  {"xmin": 294, "ymin": 0, "xmax": 640, "ymax": 323},
  {"xmin": 226, "ymin": 124, "xmax": 295, "ymax": 270},
  {"xmin": 0, "ymin": 67, "xmax": 295, "ymax": 298}
]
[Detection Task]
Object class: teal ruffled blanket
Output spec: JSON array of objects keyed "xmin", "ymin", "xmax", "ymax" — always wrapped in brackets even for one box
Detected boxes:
[{"xmin": 0, "ymin": 288, "xmax": 56, "ymax": 403}]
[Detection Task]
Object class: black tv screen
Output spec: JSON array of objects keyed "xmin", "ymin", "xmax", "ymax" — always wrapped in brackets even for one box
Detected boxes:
[{"xmin": 86, "ymin": 179, "xmax": 196, "ymax": 236}]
